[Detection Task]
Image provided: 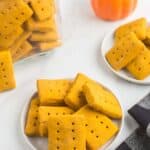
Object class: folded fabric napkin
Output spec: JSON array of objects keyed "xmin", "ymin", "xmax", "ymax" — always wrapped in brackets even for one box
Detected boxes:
[{"xmin": 116, "ymin": 92, "xmax": 150, "ymax": 150}]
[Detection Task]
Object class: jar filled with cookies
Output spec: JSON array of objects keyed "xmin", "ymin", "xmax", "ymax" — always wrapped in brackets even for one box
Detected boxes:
[{"xmin": 0, "ymin": 0, "xmax": 61, "ymax": 62}]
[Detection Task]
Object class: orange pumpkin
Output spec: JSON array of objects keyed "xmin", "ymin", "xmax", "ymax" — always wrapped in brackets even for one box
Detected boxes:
[{"xmin": 91, "ymin": 0, "xmax": 137, "ymax": 21}]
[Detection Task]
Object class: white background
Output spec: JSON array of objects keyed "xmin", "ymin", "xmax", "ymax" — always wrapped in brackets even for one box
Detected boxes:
[{"xmin": 0, "ymin": 0, "xmax": 150, "ymax": 149}]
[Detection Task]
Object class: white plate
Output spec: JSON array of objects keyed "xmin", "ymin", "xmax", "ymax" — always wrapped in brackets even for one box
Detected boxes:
[
  {"xmin": 20, "ymin": 83, "xmax": 124, "ymax": 150},
  {"xmin": 101, "ymin": 29, "xmax": 150, "ymax": 85}
]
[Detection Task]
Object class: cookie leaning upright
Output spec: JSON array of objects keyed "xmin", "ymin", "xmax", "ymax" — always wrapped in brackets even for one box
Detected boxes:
[
  {"xmin": 106, "ymin": 32, "xmax": 145, "ymax": 70},
  {"xmin": 83, "ymin": 81, "xmax": 122, "ymax": 119},
  {"xmin": 126, "ymin": 46, "xmax": 150, "ymax": 80},
  {"xmin": 37, "ymin": 79, "xmax": 71, "ymax": 106},
  {"xmin": 115, "ymin": 18, "xmax": 147, "ymax": 41},
  {"xmin": 48, "ymin": 115, "xmax": 86, "ymax": 150},
  {"xmin": 64, "ymin": 73, "xmax": 92, "ymax": 110},
  {"xmin": 75, "ymin": 106, "xmax": 118, "ymax": 150},
  {"xmin": 25, "ymin": 94, "xmax": 40, "ymax": 136},
  {"xmin": 0, "ymin": 51, "xmax": 16, "ymax": 92}
]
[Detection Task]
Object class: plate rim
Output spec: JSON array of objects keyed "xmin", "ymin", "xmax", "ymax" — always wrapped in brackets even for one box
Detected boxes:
[
  {"xmin": 20, "ymin": 83, "xmax": 124, "ymax": 150},
  {"xmin": 101, "ymin": 29, "xmax": 150, "ymax": 85}
]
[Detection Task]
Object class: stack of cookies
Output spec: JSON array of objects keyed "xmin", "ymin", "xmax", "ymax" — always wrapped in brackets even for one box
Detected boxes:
[
  {"xmin": 25, "ymin": 73, "xmax": 122, "ymax": 150},
  {"xmin": 0, "ymin": 0, "xmax": 60, "ymax": 62},
  {"xmin": 106, "ymin": 18, "xmax": 150, "ymax": 80}
]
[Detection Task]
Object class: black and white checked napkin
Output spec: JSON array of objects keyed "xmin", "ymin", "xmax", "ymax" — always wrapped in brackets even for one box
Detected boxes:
[{"xmin": 116, "ymin": 93, "xmax": 150, "ymax": 150}]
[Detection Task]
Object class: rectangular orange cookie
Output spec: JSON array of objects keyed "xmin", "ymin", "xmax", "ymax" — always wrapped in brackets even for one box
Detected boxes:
[
  {"xmin": 25, "ymin": 17, "xmax": 57, "ymax": 32},
  {"xmin": 30, "ymin": 0, "xmax": 55, "ymax": 20},
  {"xmin": 0, "ymin": 26, "xmax": 23, "ymax": 49},
  {"xmin": 0, "ymin": 50, "xmax": 16, "ymax": 92},
  {"xmin": 30, "ymin": 30, "xmax": 59, "ymax": 42},
  {"xmin": 37, "ymin": 41, "xmax": 61, "ymax": 51},
  {"xmin": 64, "ymin": 73, "xmax": 92, "ymax": 110},
  {"xmin": 106, "ymin": 32, "xmax": 145, "ymax": 70},
  {"xmin": 48, "ymin": 115, "xmax": 86, "ymax": 150},
  {"xmin": 115, "ymin": 18, "xmax": 147, "ymax": 41},
  {"xmin": 10, "ymin": 31, "xmax": 31, "ymax": 56},
  {"xmin": 37, "ymin": 79, "xmax": 71, "ymax": 106},
  {"xmin": 12, "ymin": 41, "xmax": 33, "ymax": 62},
  {"xmin": 76, "ymin": 106, "xmax": 118, "ymax": 150},
  {"xmin": 126, "ymin": 46, "xmax": 150, "ymax": 80},
  {"xmin": 0, "ymin": 0, "xmax": 33, "ymax": 34},
  {"xmin": 38, "ymin": 106, "xmax": 74, "ymax": 136},
  {"xmin": 25, "ymin": 94, "xmax": 40, "ymax": 136}
]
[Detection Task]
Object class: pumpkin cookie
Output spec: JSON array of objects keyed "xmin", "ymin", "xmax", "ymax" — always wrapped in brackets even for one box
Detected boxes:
[
  {"xmin": 38, "ymin": 106, "xmax": 73, "ymax": 136},
  {"xmin": 76, "ymin": 106, "xmax": 118, "ymax": 149},
  {"xmin": 26, "ymin": 17, "xmax": 57, "ymax": 32},
  {"xmin": 65, "ymin": 73, "xmax": 92, "ymax": 110},
  {"xmin": 30, "ymin": 30, "xmax": 59, "ymax": 42},
  {"xmin": 25, "ymin": 94, "xmax": 40, "ymax": 136},
  {"xmin": 115, "ymin": 18, "xmax": 147, "ymax": 41},
  {"xmin": 48, "ymin": 115, "xmax": 86, "ymax": 150},
  {"xmin": 83, "ymin": 82, "xmax": 122, "ymax": 119},
  {"xmin": 12, "ymin": 41, "xmax": 33, "ymax": 62},
  {"xmin": 37, "ymin": 79, "xmax": 71, "ymax": 106},
  {"xmin": 126, "ymin": 46, "xmax": 150, "ymax": 80},
  {"xmin": 0, "ymin": 50, "xmax": 16, "ymax": 92},
  {"xmin": 106, "ymin": 32, "xmax": 145, "ymax": 70},
  {"xmin": 30, "ymin": 0, "xmax": 55, "ymax": 20}
]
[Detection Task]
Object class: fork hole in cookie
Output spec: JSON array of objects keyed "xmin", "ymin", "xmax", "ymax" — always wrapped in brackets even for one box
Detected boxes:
[
  {"xmin": 48, "ymin": 113, "xmax": 50, "ymax": 116},
  {"xmin": 57, "ymin": 122, "xmax": 60, "ymax": 125},
  {"xmin": 56, "ymin": 137, "xmax": 60, "ymax": 141},
  {"xmin": 85, "ymin": 124, "xmax": 88, "ymax": 127},
  {"xmin": 33, "ymin": 123, "xmax": 36, "ymax": 126},
  {"xmin": 73, "ymin": 137, "xmax": 75, "ymax": 140},
  {"xmin": 21, "ymin": 12, "xmax": 25, "ymax": 15},
  {"xmin": 91, "ymin": 130, "xmax": 94, "ymax": 134},
  {"xmin": 73, "ymin": 147, "xmax": 76, "ymax": 150},
  {"xmin": 57, "ymin": 130, "xmax": 60, "ymax": 133},
  {"xmin": 0, "ymin": 62, "xmax": 4, "ymax": 66},
  {"xmin": 100, "ymin": 121, "xmax": 103, "ymax": 124},
  {"xmin": 57, "ymin": 146, "xmax": 60, "ymax": 149},
  {"xmin": 72, "ymin": 122, "xmax": 75, "ymax": 125},
  {"xmin": 106, "ymin": 125, "xmax": 109, "ymax": 129},
  {"xmin": 72, "ymin": 129, "xmax": 75, "ymax": 132},
  {"xmin": 96, "ymin": 135, "xmax": 99, "ymax": 138},
  {"xmin": 35, "ymin": 117, "xmax": 38, "ymax": 120}
]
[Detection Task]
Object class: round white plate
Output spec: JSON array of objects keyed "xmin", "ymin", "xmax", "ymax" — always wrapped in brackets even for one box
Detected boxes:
[
  {"xmin": 20, "ymin": 83, "xmax": 124, "ymax": 150},
  {"xmin": 101, "ymin": 29, "xmax": 150, "ymax": 85}
]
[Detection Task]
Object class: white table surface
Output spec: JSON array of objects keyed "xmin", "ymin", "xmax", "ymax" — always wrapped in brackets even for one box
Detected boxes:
[{"xmin": 0, "ymin": 0, "xmax": 150, "ymax": 149}]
